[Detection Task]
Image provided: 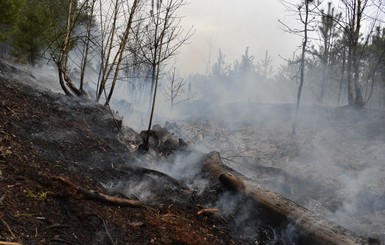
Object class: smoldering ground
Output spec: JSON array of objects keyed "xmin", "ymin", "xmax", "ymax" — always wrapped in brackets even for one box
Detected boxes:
[
  {"xmin": 116, "ymin": 65, "xmax": 385, "ymax": 241},
  {"xmin": 169, "ymin": 101, "xmax": 385, "ymax": 241},
  {"xmin": 112, "ymin": 77, "xmax": 385, "ymax": 242},
  {"xmin": 4, "ymin": 56, "xmax": 385, "ymax": 243}
]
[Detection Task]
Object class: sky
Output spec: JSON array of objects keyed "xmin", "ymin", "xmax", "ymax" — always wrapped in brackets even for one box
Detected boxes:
[{"xmin": 175, "ymin": 0, "xmax": 303, "ymax": 75}]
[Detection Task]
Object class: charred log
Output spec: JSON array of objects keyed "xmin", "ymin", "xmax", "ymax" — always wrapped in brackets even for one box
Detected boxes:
[
  {"xmin": 218, "ymin": 173, "xmax": 245, "ymax": 192},
  {"xmin": 201, "ymin": 151, "xmax": 381, "ymax": 245}
]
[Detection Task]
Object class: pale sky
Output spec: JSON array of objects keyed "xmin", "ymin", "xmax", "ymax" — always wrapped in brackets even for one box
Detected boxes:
[{"xmin": 175, "ymin": 0, "xmax": 302, "ymax": 75}]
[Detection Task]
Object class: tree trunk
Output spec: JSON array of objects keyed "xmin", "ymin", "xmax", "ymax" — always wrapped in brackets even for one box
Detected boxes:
[
  {"xmin": 79, "ymin": 0, "xmax": 96, "ymax": 96},
  {"xmin": 293, "ymin": 2, "xmax": 309, "ymax": 134},
  {"xmin": 347, "ymin": 44, "xmax": 355, "ymax": 105},
  {"xmin": 96, "ymin": 0, "xmax": 120, "ymax": 102},
  {"xmin": 55, "ymin": 0, "xmax": 82, "ymax": 97},
  {"xmin": 337, "ymin": 48, "xmax": 346, "ymax": 106},
  {"xmin": 57, "ymin": 63, "xmax": 72, "ymax": 96},
  {"xmin": 353, "ymin": 0, "xmax": 365, "ymax": 107},
  {"xmin": 144, "ymin": 6, "xmax": 172, "ymax": 150},
  {"xmin": 105, "ymin": 0, "xmax": 140, "ymax": 105}
]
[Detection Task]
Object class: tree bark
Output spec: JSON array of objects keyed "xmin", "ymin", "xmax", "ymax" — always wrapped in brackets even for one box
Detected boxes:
[
  {"xmin": 293, "ymin": 1, "xmax": 309, "ymax": 135},
  {"xmin": 79, "ymin": 0, "xmax": 96, "ymax": 96},
  {"xmin": 105, "ymin": 0, "xmax": 140, "ymax": 105},
  {"xmin": 96, "ymin": 0, "xmax": 120, "ymax": 102},
  {"xmin": 347, "ymin": 43, "xmax": 355, "ymax": 105}
]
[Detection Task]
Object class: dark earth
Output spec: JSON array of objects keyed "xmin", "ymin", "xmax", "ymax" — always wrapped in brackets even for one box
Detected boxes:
[{"xmin": 0, "ymin": 60, "xmax": 244, "ymax": 245}]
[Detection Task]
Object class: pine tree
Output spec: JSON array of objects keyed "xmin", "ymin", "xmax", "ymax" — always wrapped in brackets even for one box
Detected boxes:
[
  {"xmin": 11, "ymin": 0, "xmax": 52, "ymax": 64},
  {"xmin": 317, "ymin": 2, "xmax": 341, "ymax": 103},
  {"xmin": 0, "ymin": 0, "xmax": 24, "ymax": 41},
  {"xmin": 368, "ymin": 27, "xmax": 385, "ymax": 84}
]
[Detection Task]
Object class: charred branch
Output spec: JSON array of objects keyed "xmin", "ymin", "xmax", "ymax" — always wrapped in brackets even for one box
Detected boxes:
[
  {"xmin": 197, "ymin": 208, "xmax": 219, "ymax": 216},
  {"xmin": 56, "ymin": 176, "xmax": 143, "ymax": 208}
]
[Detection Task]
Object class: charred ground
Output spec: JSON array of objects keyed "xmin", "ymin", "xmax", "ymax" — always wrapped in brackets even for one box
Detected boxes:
[
  {"xmin": 0, "ymin": 61, "xmax": 238, "ymax": 245},
  {"xmin": 1, "ymin": 59, "xmax": 385, "ymax": 245}
]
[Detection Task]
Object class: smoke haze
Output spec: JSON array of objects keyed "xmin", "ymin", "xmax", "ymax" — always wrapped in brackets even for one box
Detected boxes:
[
  {"xmin": 3, "ymin": 0, "xmax": 385, "ymax": 242},
  {"xmin": 176, "ymin": 0, "xmax": 301, "ymax": 75}
]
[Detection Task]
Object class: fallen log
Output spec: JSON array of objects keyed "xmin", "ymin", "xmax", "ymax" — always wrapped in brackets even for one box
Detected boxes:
[
  {"xmin": 218, "ymin": 172, "xmax": 245, "ymax": 192},
  {"xmin": 201, "ymin": 151, "xmax": 382, "ymax": 245},
  {"xmin": 56, "ymin": 176, "xmax": 143, "ymax": 208}
]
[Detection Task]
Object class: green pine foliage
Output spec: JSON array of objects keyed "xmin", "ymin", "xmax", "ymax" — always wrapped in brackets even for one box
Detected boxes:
[
  {"xmin": 8, "ymin": 0, "xmax": 93, "ymax": 65},
  {"xmin": 11, "ymin": 0, "xmax": 52, "ymax": 64},
  {"xmin": 0, "ymin": 0, "xmax": 25, "ymax": 41}
]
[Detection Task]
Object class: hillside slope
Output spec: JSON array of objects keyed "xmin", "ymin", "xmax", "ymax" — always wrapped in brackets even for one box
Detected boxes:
[
  {"xmin": 0, "ymin": 60, "xmax": 235, "ymax": 245},
  {"xmin": 2, "ymin": 59, "xmax": 384, "ymax": 244}
]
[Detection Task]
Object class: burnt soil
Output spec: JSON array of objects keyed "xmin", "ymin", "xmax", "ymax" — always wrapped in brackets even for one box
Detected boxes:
[
  {"xmin": 3, "ymin": 59, "xmax": 384, "ymax": 245},
  {"xmin": 0, "ymin": 61, "xmax": 241, "ymax": 245}
]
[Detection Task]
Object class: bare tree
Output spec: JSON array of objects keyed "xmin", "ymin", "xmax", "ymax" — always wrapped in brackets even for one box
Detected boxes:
[
  {"xmin": 297, "ymin": 0, "xmax": 312, "ymax": 121},
  {"xmin": 104, "ymin": 0, "xmax": 141, "ymax": 105},
  {"xmin": 52, "ymin": 0, "xmax": 83, "ymax": 96},
  {"xmin": 341, "ymin": 0, "xmax": 369, "ymax": 106},
  {"xmin": 133, "ymin": 0, "xmax": 194, "ymax": 150},
  {"xmin": 95, "ymin": 0, "xmax": 142, "ymax": 105},
  {"xmin": 163, "ymin": 67, "xmax": 185, "ymax": 112},
  {"xmin": 47, "ymin": 0, "xmax": 101, "ymax": 97},
  {"xmin": 336, "ymin": 39, "xmax": 348, "ymax": 105},
  {"xmin": 279, "ymin": 0, "xmax": 320, "ymax": 134},
  {"xmin": 79, "ymin": 0, "xmax": 96, "ymax": 96},
  {"xmin": 316, "ymin": 2, "xmax": 341, "ymax": 103}
]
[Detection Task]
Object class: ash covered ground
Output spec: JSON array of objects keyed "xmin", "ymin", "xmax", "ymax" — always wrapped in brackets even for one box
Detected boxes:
[{"xmin": 169, "ymin": 101, "xmax": 385, "ymax": 241}]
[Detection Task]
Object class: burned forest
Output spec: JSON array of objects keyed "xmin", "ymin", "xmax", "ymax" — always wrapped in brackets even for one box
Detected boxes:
[
  {"xmin": 0, "ymin": 51, "xmax": 385, "ymax": 244},
  {"xmin": 1, "ymin": 0, "xmax": 385, "ymax": 244}
]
